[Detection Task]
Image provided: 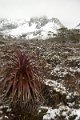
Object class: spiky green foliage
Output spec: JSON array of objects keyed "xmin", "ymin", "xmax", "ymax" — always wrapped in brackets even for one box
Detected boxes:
[{"xmin": 0, "ymin": 51, "xmax": 42, "ymax": 106}]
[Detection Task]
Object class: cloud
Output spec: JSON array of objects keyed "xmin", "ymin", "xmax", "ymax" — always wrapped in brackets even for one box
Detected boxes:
[{"xmin": 0, "ymin": 0, "xmax": 80, "ymax": 28}]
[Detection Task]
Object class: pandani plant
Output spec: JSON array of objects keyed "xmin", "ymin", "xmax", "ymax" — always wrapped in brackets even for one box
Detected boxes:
[{"xmin": 0, "ymin": 50, "xmax": 43, "ymax": 110}]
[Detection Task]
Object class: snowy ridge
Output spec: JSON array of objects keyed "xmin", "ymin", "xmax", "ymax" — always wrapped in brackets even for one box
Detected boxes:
[
  {"xmin": 0, "ymin": 16, "xmax": 64, "ymax": 39},
  {"xmin": 75, "ymin": 23, "xmax": 80, "ymax": 29}
]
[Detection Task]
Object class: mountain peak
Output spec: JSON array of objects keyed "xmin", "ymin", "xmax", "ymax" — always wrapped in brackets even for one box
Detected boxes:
[{"xmin": 0, "ymin": 16, "xmax": 65, "ymax": 39}]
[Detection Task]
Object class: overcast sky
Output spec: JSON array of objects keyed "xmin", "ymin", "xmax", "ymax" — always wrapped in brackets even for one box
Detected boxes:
[{"xmin": 0, "ymin": 0, "xmax": 80, "ymax": 28}]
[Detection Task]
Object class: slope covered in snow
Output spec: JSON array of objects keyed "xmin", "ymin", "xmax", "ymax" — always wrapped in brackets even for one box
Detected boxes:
[
  {"xmin": 0, "ymin": 16, "xmax": 64, "ymax": 39},
  {"xmin": 75, "ymin": 23, "xmax": 80, "ymax": 29}
]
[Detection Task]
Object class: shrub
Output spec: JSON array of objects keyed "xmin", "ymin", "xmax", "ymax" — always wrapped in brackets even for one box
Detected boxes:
[{"xmin": 0, "ymin": 50, "xmax": 43, "ymax": 109}]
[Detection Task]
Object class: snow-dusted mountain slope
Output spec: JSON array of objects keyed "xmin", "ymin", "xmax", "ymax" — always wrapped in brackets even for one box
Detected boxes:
[
  {"xmin": 0, "ymin": 16, "xmax": 65, "ymax": 39},
  {"xmin": 75, "ymin": 23, "xmax": 80, "ymax": 29}
]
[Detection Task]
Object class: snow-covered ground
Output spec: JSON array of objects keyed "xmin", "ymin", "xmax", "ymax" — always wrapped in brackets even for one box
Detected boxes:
[
  {"xmin": 42, "ymin": 79, "xmax": 80, "ymax": 120},
  {"xmin": 43, "ymin": 106, "xmax": 80, "ymax": 120},
  {"xmin": 0, "ymin": 36, "xmax": 80, "ymax": 119}
]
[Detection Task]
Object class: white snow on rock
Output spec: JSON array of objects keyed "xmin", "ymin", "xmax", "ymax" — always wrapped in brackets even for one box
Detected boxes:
[
  {"xmin": 75, "ymin": 109, "xmax": 80, "ymax": 120},
  {"xmin": 42, "ymin": 79, "xmax": 80, "ymax": 120},
  {"xmin": 9, "ymin": 23, "xmax": 37, "ymax": 36},
  {"xmin": 45, "ymin": 79, "xmax": 67, "ymax": 94},
  {"xmin": 0, "ymin": 17, "xmax": 64, "ymax": 39},
  {"xmin": 43, "ymin": 105, "xmax": 80, "ymax": 120},
  {"xmin": 75, "ymin": 23, "xmax": 80, "ymax": 29}
]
